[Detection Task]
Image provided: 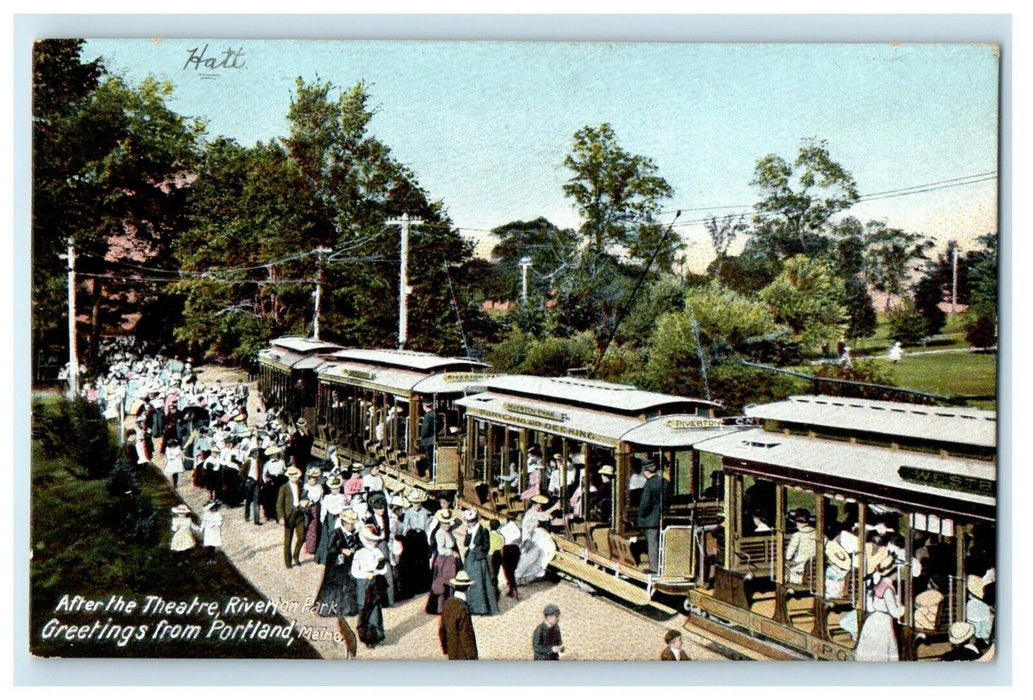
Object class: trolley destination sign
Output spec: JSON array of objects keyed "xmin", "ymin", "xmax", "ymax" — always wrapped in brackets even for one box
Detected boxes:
[{"xmin": 897, "ymin": 465, "xmax": 995, "ymax": 498}]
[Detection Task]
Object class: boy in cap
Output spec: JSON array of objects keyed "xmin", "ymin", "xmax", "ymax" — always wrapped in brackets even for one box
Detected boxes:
[
  {"xmin": 533, "ymin": 604, "xmax": 564, "ymax": 660},
  {"xmin": 660, "ymin": 629, "xmax": 690, "ymax": 660},
  {"xmin": 438, "ymin": 571, "xmax": 479, "ymax": 660}
]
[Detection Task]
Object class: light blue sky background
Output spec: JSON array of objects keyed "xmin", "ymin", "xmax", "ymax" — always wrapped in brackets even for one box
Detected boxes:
[{"xmin": 82, "ymin": 40, "xmax": 999, "ymax": 267}]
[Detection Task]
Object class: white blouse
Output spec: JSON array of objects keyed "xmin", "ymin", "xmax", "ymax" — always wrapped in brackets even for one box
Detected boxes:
[{"xmin": 351, "ymin": 546, "xmax": 385, "ymax": 579}]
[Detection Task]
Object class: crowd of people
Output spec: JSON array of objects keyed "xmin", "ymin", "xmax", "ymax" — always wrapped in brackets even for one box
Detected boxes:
[{"xmin": 79, "ymin": 343, "xmax": 621, "ymax": 659}]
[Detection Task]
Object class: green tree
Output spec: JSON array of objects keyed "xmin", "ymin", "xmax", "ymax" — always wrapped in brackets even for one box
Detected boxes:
[
  {"xmin": 562, "ymin": 123, "xmax": 678, "ymax": 268},
  {"xmin": 886, "ymin": 297, "xmax": 928, "ymax": 345},
  {"xmin": 748, "ymin": 138, "xmax": 860, "ymax": 260},
  {"xmin": 759, "ymin": 254, "xmax": 848, "ymax": 352},
  {"xmin": 844, "ymin": 275, "xmax": 878, "ymax": 339},
  {"xmin": 863, "ymin": 221, "xmax": 932, "ymax": 310},
  {"xmin": 685, "ymin": 282, "xmax": 782, "ymax": 350},
  {"xmin": 488, "ymin": 218, "xmax": 579, "ymax": 302}
]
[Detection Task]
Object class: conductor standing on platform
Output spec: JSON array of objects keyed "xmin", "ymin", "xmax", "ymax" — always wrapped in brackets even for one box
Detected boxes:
[{"xmin": 637, "ymin": 460, "xmax": 670, "ymax": 574}]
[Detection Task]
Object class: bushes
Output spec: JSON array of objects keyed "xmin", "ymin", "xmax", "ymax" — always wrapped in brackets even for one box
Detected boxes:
[
  {"xmin": 32, "ymin": 396, "xmax": 118, "ymax": 479},
  {"xmin": 886, "ymin": 298, "xmax": 928, "ymax": 346},
  {"xmin": 965, "ymin": 312, "xmax": 997, "ymax": 349}
]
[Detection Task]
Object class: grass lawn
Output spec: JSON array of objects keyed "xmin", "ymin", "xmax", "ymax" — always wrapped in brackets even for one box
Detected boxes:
[
  {"xmin": 848, "ymin": 313, "xmax": 970, "ymax": 357},
  {"xmin": 30, "ymin": 410, "xmax": 320, "ymax": 658},
  {"xmin": 868, "ymin": 351, "xmax": 998, "ymax": 406}
]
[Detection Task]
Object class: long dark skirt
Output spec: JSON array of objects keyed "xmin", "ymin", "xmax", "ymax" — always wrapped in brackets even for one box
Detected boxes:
[
  {"xmin": 464, "ymin": 554, "xmax": 500, "ymax": 616},
  {"xmin": 426, "ymin": 553, "xmax": 459, "ymax": 615},
  {"xmin": 315, "ymin": 554, "xmax": 358, "ymax": 617},
  {"xmin": 356, "ymin": 576, "xmax": 386, "ymax": 648},
  {"xmin": 396, "ymin": 531, "xmax": 431, "ymax": 601},
  {"xmin": 315, "ymin": 513, "xmax": 338, "ymax": 565},
  {"xmin": 304, "ymin": 504, "xmax": 321, "ymax": 555}
]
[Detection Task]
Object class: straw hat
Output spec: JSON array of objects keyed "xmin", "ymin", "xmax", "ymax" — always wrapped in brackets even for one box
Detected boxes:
[
  {"xmin": 434, "ymin": 508, "xmax": 456, "ymax": 523},
  {"xmin": 296, "ymin": 418, "xmax": 308, "ymax": 428},
  {"xmin": 598, "ymin": 465, "xmax": 615, "ymax": 477},
  {"xmin": 264, "ymin": 445, "xmax": 283, "ymax": 457},
  {"xmin": 285, "ymin": 466, "xmax": 302, "ymax": 478},
  {"xmin": 326, "ymin": 476, "xmax": 343, "ymax": 490},
  {"xmin": 966, "ymin": 574, "xmax": 986, "ymax": 600},
  {"xmin": 530, "ymin": 495, "xmax": 550, "ymax": 506},
  {"xmin": 305, "ymin": 466, "xmax": 322, "ymax": 478},
  {"xmin": 449, "ymin": 570, "xmax": 472, "ymax": 589},
  {"xmin": 340, "ymin": 509, "xmax": 358, "ymax": 524},
  {"xmin": 825, "ymin": 539, "xmax": 851, "ymax": 572},
  {"xmin": 949, "ymin": 621, "xmax": 976, "ymax": 646},
  {"xmin": 462, "ymin": 508, "xmax": 479, "ymax": 522},
  {"xmin": 359, "ymin": 525, "xmax": 382, "ymax": 543},
  {"xmin": 866, "ymin": 549, "xmax": 896, "ymax": 577},
  {"xmin": 171, "ymin": 505, "xmax": 190, "ymax": 515},
  {"xmin": 407, "ymin": 488, "xmax": 427, "ymax": 503}
]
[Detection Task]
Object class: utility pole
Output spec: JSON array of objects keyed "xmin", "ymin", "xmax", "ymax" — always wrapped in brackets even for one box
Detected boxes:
[
  {"xmin": 387, "ymin": 213, "xmax": 423, "ymax": 348},
  {"xmin": 951, "ymin": 246, "xmax": 959, "ymax": 315},
  {"xmin": 312, "ymin": 246, "xmax": 331, "ymax": 339},
  {"xmin": 518, "ymin": 256, "xmax": 532, "ymax": 303},
  {"xmin": 65, "ymin": 239, "xmax": 79, "ymax": 397}
]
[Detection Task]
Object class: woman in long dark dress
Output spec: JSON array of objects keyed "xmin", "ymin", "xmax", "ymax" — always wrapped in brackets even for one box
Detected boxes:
[
  {"xmin": 314, "ymin": 510, "xmax": 360, "ymax": 617},
  {"xmin": 352, "ymin": 525, "xmax": 388, "ymax": 648}
]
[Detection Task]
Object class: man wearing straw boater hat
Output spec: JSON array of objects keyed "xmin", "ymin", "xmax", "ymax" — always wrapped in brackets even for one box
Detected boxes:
[
  {"xmin": 276, "ymin": 466, "xmax": 309, "ymax": 569},
  {"xmin": 287, "ymin": 417, "xmax": 314, "ymax": 471},
  {"xmin": 943, "ymin": 621, "xmax": 982, "ymax": 661},
  {"xmin": 438, "ymin": 570, "xmax": 479, "ymax": 660}
]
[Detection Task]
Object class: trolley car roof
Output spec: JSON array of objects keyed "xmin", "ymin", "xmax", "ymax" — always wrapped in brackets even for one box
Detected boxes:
[
  {"xmin": 319, "ymin": 361, "xmax": 487, "ymax": 397},
  {"xmin": 326, "ymin": 348, "xmax": 488, "ymax": 373},
  {"xmin": 478, "ymin": 375, "xmax": 721, "ymax": 415},
  {"xmin": 457, "ymin": 392, "xmax": 741, "ymax": 448},
  {"xmin": 268, "ymin": 337, "xmax": 344, "ymax": 354},
  {"xmin": 698, "ymin": 428, "xmax": 995, "ymax": 518},
  {"xmin": 745, "ymin": 395, "xmax": 996, "ymax": 449}
]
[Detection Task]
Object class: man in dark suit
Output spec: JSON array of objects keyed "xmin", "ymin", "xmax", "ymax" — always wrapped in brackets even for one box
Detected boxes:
[
  {"xmin": 417, "ymin": 403, "xmax": 436, "ymax": 477},
  {"xmin": 637, "ymin": 460, "xmax": 671, "ymax": 574},
  {"xmin": 286, "ymin": 418, "xmax": 315, "ymax": 471},
  {"xmin": 439, "ymin": 571, "xmax": 478, "ymax": 660},
  {"xmin": 276, "ymin": 466, "xmax": 308, "ymax": 568}
]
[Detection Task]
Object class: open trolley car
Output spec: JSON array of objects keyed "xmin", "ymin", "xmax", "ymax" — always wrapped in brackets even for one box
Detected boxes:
[{"xmin": 686, "ymin": 395, "xmax": 996, "ymax": 660}]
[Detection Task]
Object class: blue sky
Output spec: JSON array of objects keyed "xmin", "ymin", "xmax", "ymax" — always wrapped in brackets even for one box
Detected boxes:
[{"xmin": 83, "ymin": 40, "xmax": 999, "ymax": 268}]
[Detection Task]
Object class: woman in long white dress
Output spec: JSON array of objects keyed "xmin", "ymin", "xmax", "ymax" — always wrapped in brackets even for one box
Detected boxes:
[
  {"xmin": 515, "ymin": 496, "xmax": 560, "ymax": 584},
  {"xmin": 163, "ymin": 438, "xmax": 185, "ymax": 488},
  {"xmin": 855, "ymin": 554, "xmax": 904, "ymax": 661}
]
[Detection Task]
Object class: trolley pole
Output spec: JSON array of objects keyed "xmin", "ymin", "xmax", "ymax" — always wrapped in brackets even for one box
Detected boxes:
[
  {"xmin": 312, "ymin": 246, "xmax": 331, "ymax": 339},
  {"xmin": 519, "ymin": 256, "xmax": 532, "ymax": 303},
  {"xmin": 65, "ymin": 238, "xmax": 79, "ymax": 397},
  {"xmin": 387, "ymin": 213, "xmax": 423, "ymax": 348}
]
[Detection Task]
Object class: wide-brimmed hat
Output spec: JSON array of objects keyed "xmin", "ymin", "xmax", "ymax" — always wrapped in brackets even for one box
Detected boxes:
[
  {"xmin": 530, "ymin": 495, "xmax": 550, "ymax": 506},
  {"xmin": 340, "ymin": 509, "xmax": 358, "ymax": 524},
  {"xmin": 326, "ymin": 476, "xmax": 343, "ymax": 490},
  {"xmin": 285, "ymin": 466, "xmax": 302, "ymax": 478},
  {"xmin": 359, "ymin": 525, "xmax": 382, "ymax": 543},
  {"xmin": 967, "ymin": 574, "xmax": 986, "ymax": 600},
  {"xmin": 434, "ymin": 508, "xmax": 456, "ymax": 523},
  {"xmin": 407, "ymin": 488, "xmax": 427, "ymax": 503},
  {"xmin": 171, "ymin": 505, "xmax": 190, "ymax": 515},
  {"xmin": 449, "ymin": 570, "xmax": 472, "ymax": 589},
  {"xmin": 296, "ymin": 418, "xmax": 308, "ymax": 427},
  {"xmin": 462, "ymin": 508, "xmax": 479, "ymax": 522},
  {"xmin": 949, "ymin": 621, "xmax": 976, "ymax": 646},
  {"xmin": 305, "ymin": 466, "xmax": 322, "ymax": 478},
  {"xmin": 264, "ymin": 445, "xmax": 283, "ymax": 456},
  {"xmin": 598, "ymin": 465, "xmax": 615, "ymax": 477},
  {"xmin": 825, "ymin": 539, "xmax": 851, "ymax": 571},
  {"xmin": 866, "ymin": 549, "xmax": 894, "ymax": 576}
]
